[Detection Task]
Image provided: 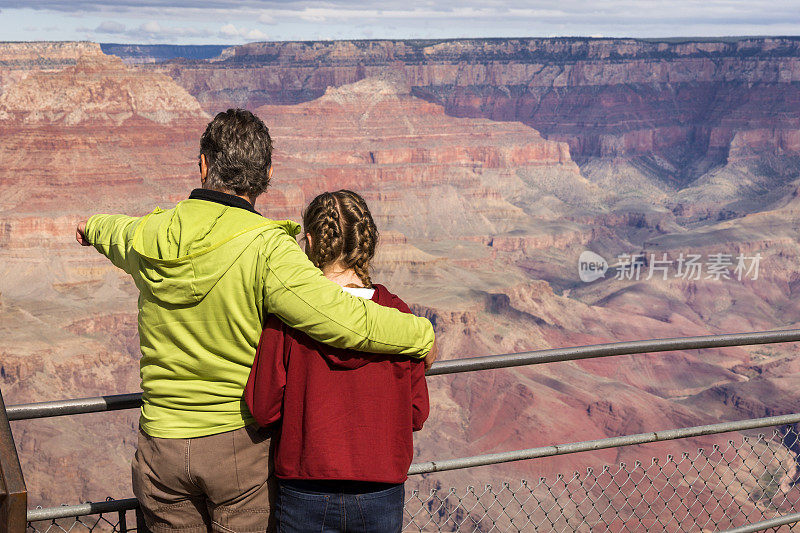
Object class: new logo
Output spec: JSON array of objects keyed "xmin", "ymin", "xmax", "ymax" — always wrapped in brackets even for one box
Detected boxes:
[{"xmin": 578, "ymin": 251, "xmax": 608, "ymax": 282}]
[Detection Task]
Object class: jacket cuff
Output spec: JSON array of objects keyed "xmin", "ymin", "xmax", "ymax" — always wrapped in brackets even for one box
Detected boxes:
[{"xmin": 84, "ymin": 214, "xmax": 102, "ymax": 245}]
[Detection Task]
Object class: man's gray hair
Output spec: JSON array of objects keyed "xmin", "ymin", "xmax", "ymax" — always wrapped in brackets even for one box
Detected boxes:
[{"xmin": 200, "ymin": 109, "xmax": 273, "ymax": 197}]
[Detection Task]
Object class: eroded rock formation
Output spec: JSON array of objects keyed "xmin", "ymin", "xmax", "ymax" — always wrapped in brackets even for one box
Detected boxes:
[{"xmin": 2, "ymin": 40, "xmax": 800, "ymax": 520}]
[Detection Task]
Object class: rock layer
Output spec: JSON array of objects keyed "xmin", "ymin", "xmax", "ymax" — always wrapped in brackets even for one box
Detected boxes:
[
  {"xmin": 0, "ymin": 41, "xmax": 104, "ymax": 96},
  {"xmin": 3, "ymin": 40, "xmax": 800, "ymax": 521},
  {"xmin": 255, "ymin": 77, "xmax": 588, "ymax": 234},
  {"xmin": 149, "ymin": 37, "xmax": 800, "ymax": 181},
  {"xmin": 0, "ymin": 54, "xmax": 206, "ymax": 125},
  {"xmin": 0, "ymin": 47, "xmax": 208, "ymax": 506}
]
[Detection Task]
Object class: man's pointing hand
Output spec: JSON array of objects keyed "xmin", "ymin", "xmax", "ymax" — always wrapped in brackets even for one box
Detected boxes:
[{"xmin": 76, "ymin": 221, "xmax": 90, "ymax": 246}]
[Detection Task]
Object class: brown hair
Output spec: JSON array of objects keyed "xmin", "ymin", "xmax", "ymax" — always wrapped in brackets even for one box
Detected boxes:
[
  {"xmin": 303, "ymin": 190, "xmax": 378, "ymax": 288},
  {"xmin": 199, "ymin": 108, "xmax": 273, "ymax": 197}
]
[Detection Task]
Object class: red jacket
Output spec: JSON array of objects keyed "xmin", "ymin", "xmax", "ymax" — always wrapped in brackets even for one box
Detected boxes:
[{"xmin": 244, "ymin": 284, "xmax": 429, "ymax": 483}]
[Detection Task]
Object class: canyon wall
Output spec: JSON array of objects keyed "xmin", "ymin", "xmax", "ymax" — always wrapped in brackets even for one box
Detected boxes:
[
  {"xmin": 99, "ymin": 43, "xmax": 227, "ymax": 64},
  {"xmin": 0, "ymin": 48, "xmax": 209, "ymax": 505},
  {"xmin": 3, "ymin": 38, "xmax": 800, "ymax": 522},
  {"xmin": 147, "ymin": 38, "xmax": 800, "ymax": 184},
  {"xmin": 0, "ymin": 41, "xmax": 104, "ymax": 96}
]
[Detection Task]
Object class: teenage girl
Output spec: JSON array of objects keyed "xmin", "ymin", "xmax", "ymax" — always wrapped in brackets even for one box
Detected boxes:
[{"xmin": 244, "ymin": 189, "xmax": 429, "ymax": 532}]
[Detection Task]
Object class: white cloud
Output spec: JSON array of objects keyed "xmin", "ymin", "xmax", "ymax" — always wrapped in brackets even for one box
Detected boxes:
[
  {"xmin": 141, "ymin": 20, "xmax": 162, "ymax": 33},
  {"xmin": 219, "ymin": 23, "xmax": 239, "ymax": 36},
  {"xmin": 5, "ymin": 0, "xmax": 800, "ymax": 43},
  {"xmin": 134, "ymin": 20, "xmax": 211, "ymax": 40},
  {"xmin": 86, "ymin": 19, "xmax": 212, "ymax": 41},
  {"xmin": 218, "ymin": 23, "xmax": 267, "ymax": 41},
  {"xmin": 96, "ymin": 20, "xmax": 126, "ymax": 33},
  {"xmin": 245, "ymin": 28, "xmax": 268, "ymax": 40}
]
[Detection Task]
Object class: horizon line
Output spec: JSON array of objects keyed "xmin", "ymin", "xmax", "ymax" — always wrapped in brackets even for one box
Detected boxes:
[{"xmin": 3, "ymin": 34, "xmax": 800, "ymax": 47}]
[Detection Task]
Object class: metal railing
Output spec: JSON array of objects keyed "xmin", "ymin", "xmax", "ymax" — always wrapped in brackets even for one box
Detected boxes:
[
  {"xmin": 407, "ymin": 413, "xmax": 800, "ymax": 475},
  {"xmin": 10, "ymin": 328, "xmax": 800, "ymax": 422},
  {"xmin": 0, "ymin": 389, "xmax": 26, "ymax": 532},
  {"xmin": 9, "ymin": 327, "xmax": 800, "ymax": 532},
  {"xmin": 6, "ymin": 393, "xmax": 142, "ymax": 421},
  {"xmin": 721, "ymin": 513, "xmax": 800, "ymax": 533},
  {"xmin": 26, "ymin": 499, "xmax": 141, "ymax": 533},
  {"xmin": 425, "ymin": 328, "xmax": 800, "ymax": 377}
]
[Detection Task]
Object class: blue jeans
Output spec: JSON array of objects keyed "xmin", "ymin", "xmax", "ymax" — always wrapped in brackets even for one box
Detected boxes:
[{"xmin": 276, "ymin": 480, "xmax": 404, "ymax": 533}]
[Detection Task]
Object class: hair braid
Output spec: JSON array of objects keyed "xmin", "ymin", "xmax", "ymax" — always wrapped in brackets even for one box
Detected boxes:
[
  {"xmin": 303, "ymin": 190, "xmax": 378, "ymax": 288},
  {"xmin": 347, "ymin": 210, "xmax": 377, "ymax": 288},
  {"xmin": 305, "ymin": 193, "xmax": 343, "ymax": 269}
]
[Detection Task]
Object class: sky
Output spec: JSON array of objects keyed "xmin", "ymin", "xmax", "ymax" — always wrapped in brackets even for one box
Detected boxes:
[{"xmin": 1, "ymin": 0, "xmax": 799, "ymax": 45}]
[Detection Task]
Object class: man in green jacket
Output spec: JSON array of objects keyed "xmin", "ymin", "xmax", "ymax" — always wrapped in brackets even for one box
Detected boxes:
[{"xmin": 75, "ymin": 109, "xmax": 437, "ymax": 533}]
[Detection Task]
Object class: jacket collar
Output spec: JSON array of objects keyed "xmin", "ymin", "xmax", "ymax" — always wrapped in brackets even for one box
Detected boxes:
[{"xmin": 189, "ymin": 188, "xmax": 260, "ymax": 215}]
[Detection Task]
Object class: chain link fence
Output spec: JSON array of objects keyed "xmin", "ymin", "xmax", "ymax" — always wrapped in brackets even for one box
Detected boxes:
[
  {"xmin": 27, "ymin": 510, "xmax": 133, "ymax": 533},
  {"xmin": 402, "ymin": 427, "xmax": 800, "ymax": 532},
  {"xmin": 27, "ymin": 427, "xmax": 800, "ymax": 532}
]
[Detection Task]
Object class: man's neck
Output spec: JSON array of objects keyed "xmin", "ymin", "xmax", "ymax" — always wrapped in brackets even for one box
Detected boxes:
[
  {"xmin": 215, "ymin": 188, "xmax": 256, "ymax": 207},
  {"xmin": 189, "ymin": 188, "xmax": 260, "ymax": 215}
]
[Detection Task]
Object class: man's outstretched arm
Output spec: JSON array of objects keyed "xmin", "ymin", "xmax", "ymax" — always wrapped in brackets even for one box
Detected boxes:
[
  {"xmin": 262, "ymin": 229, "xmax": 438, "ymax": 368},
  {"xmin": 76, "ymin": 214, "xmax": 142, "ymax": 274}
]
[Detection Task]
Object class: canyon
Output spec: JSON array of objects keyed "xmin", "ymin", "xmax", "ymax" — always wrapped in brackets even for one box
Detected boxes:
[
  {"xmin": 148, "ymin": 38, "xmax": 800, "ymax": 205},
  {"xmin": 1, "ymin": 38, "xmax": 800, "ymax": 528}
]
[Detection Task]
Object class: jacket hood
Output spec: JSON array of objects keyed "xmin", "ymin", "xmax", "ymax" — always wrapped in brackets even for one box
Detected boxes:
[{"xmin": 129, "ymin": 202, "xmax": 300, "ymax": 306}]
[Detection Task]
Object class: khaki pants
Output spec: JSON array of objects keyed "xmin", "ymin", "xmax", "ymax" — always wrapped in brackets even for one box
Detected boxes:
[{"xmin": 132, "ymin": 425, "xmax": 275, "ymax": 533}]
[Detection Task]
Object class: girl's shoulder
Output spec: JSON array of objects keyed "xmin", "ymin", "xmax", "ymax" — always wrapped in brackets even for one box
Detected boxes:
[{"xmin": 372, "ymin": 284, "xmax": 413, "ymax": 315}]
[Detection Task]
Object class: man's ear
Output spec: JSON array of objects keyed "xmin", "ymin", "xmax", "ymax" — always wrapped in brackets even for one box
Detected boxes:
[
  {"xmin": 268, "ymin": 165, "xmax": 274, "ymax": 180},
  {"xmin": 304, "ymin": 233, "xmax": 313, "ymax": 255},
  {"xmin": 200, "ymin": 154, "xmax": 208, "ymax": 183}
]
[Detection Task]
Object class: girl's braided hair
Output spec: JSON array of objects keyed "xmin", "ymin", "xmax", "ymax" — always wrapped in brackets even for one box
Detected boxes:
[{"xmin": 302, "ymin": 190, "xmax": 378, "ymax": 288}]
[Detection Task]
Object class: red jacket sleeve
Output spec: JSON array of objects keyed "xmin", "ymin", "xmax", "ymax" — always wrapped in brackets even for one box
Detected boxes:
[
  {"xmin": 388, "ymin": 292, "xmax": 429, "ymax": 431},
  {"xmin": 410, "ymin": 358, "xmax": 429, "ymax": 431},
  {"xmin": 384, "ymin": 293, "xmax": 430, "ymax": 431},
  {"xmin": 244, "ymin": 314, "xmax": 289, "ymax": 427}
]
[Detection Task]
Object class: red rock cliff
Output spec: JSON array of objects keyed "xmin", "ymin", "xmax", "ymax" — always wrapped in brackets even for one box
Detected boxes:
[
  {"xmin": 149, "ymin": 37, "xmax": 800, "ymax": 182},
  {"xmin": 0, "ymin": 47, "xmax": 209, "ymax": 506}
]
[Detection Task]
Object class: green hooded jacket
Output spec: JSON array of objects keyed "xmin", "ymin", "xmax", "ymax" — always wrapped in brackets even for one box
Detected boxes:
[{"xmin": 85, "ymin": 198, "xmax": 434, "ymax": 438}]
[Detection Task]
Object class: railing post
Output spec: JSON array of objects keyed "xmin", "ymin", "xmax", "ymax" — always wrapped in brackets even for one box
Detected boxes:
[
  {"xmin": 0, "ymin": 388, "xmax": 27, "ymax": 532},
  {"xmin": 135, "ymin": 505, "xmax": 151, "ymax": 533},
  {"xmin": 118, "ymin": 508, "xmax": 127, "ymax": 533}
]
